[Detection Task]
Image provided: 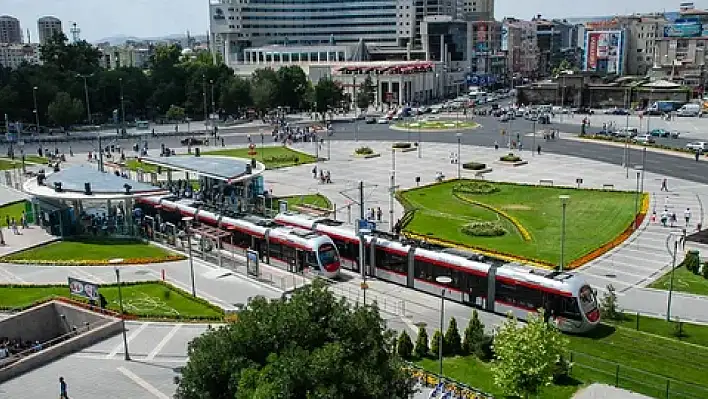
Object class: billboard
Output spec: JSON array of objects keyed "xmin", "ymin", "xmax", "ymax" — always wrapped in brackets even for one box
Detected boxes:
[
  {"xmin": 68, "ymin": 277, "xmax": 99, "ymax": 300},
  {"xmin": 663, "ymin": 20, "xmax": 703, "ymax": 37},
  {"xmin": 583, "ymin": 30, "xmax": 625, "ymax": 75}
]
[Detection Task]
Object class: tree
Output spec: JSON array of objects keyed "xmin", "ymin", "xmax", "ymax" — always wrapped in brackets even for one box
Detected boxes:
[
  {"xmin": 277, "ymin": 65, "xmax": 309, "ymax": 110},
  {"xmin": 220, "ymin": 76, "xmax": 252, "ymax": 115},
  {"xmin": 430, "ymin": 329, "xmax": 443, "ymax": 360},
  {"xmin": 314, "ymin": 78, "xmax": 344, "ymax": 121},
  {"xmin": 176, "ymin": 280, "xmax": 415, "ymax": 399},
  {"xmin": 491, "ymin": 311, "xmax": 570, "ymax": 398},
  {"xmin": 166, "ymin": 105, "xmax": 186, "ymax": 121},
  {"xmin": 40, "ymin": 32, "xmax": 101, "ymax": 74},
  {"xmin": 413, "ymin": 326, "xmax": 429, "ymax": 358},
  {"xmin": 702, "ymin": 261, "xmax": 708, "ymax": 279},
  {"xmin": 47, "ymin": 91, "xmax": 83, "ymax": 129},
  {"xmin": 251, "ymin": 79, "xmax": 278, "ymax": 114},
  {"xmin": 685, "ymin": 250, "xmax": 701, "ymax": 274},
  {"xmin": 462, "ymin": 310, "xmax": 486, "ymax": 356},
  {"xmin": 356, "ymin": 75, "xmax": 375, "ymax": 112},
  {"xmin": 444, "ymin": 317, "xmax": 462, "ymax": 356},
  {"xmin": 397, "ymin": 331, "xmax": 414, "ymax": 360},
  {"xmin": 600, "ymin": 284, "xmax": 622, "ymax": 321}
]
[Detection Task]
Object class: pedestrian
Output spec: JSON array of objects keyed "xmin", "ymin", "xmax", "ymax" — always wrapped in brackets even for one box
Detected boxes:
[
  {"xmin": 312, "ymin": 165, "xmax": 317, "ymax": 179},
  {"xmin": 4, "ymin": 215, "xmax": 9, "ymax": 228},
  {"xmin": 20, "ymin": 211, "xmax": 26, "ymax": 229},
  {"xmin": 537, "ymin": 144, "xmax": 541, "ymax": 155},
  {"xmin": 494, "ymin": 140, "xmax": 499, "ymax": 150},
  {"xmin": 59, "ymin": 376, "xmax": 69, "ymax": 399},
  {"xmin": 376, "ymin": 207, "xmax": 382, "ymax": 222},
  {"xmin": 660, "ymin": 209, "xmax": 668, "ymax": 227},
  {"xmin": 696, "ymin": 151, "xmax": 701, "ymax": 162},
  {"xmin": 670, "ymin": 212, "xmax": 677, "ymax": 228},
  {"xmin": 661, "ymin": 178, "xmax": 668, "ymax": 192},
  {"xmin": 10, "ymin": 218, "xmax": 17, "ymax": 235},
  {"xmin": 685, "ymin": 208, "xmax": 692, "ymax": 226},
  {"xmin": 664, "ymin": 196, "xmax": 670, "ymax": 210},
  {"xmin": 221, "ymin": 137, "xmax": 225, "ymax": 147}
]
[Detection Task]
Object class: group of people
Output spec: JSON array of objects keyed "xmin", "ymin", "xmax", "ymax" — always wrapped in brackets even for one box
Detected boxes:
[
  {"xmin": 312, "ymin": 166, "xmax": 332, "ymax": 184},
  {"xmin": 367, "ymin": 207, "xmax": 384, "ymax": 222},
  {"xmin": 0, "ymin": 337, "xmax": 43, "ymax": 361},
  {"xmin": 4, "ymin": 212, "xmax": 28, "ymax": 235}
]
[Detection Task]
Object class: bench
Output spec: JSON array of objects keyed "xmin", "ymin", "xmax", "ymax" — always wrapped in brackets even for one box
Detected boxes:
[{"xmin": 539, "ymin": 179, "xmax": 554, "ymax": 186}]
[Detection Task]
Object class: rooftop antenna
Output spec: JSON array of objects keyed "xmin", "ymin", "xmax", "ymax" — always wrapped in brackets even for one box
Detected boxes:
[{"xmin": 70, "ymin": 22, "xmax": 81, "ymax": 43}]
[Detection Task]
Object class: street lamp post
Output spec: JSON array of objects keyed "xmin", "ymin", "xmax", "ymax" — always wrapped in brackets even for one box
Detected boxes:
[
  {"xmin": 559, "ymin": 195, "xmax": 570, "ymax": 271},
  {"xmin": 640, "ymin": 148, "xmax": 646, "ymax": 193},
  {"xmin": 202, "ymin": 76, "xmax": 208, "ymax": 131},
  {"xmin": 435, "ymin": 275, "xmax": 452, "ymax": 376},
  {"xmin": 182, "ymin": 216, "xmax": 196, "ymax": 296},
  {"xmin": 119, "ymin": 78, "xmax": 126, "ymax": 136},
  {"xmin": 456, "ymin": 133, "xmax": 462, "ymax": 179},
  {"xmin": 666, "ymin": 235, "xmax": 679, "ymax": 321},
  {"xmin": 633, "ymin": 170, "xmax": 641, "ymax": 230},
  {"xmin": 210, "ymin": 79, "xmax": 216, "ymax": 136},
  {"xmin": 532, "ymin": 119, "xmax": 536, "ymax": 156},
  {"xmin": 77, "ymin": 74, "xmax": 101, "ymax": 171},
  {"xmin": 32, "ymin": 86, "xmax": 40, "ymax": 135},
  {"xmin": 113, "ymin": 264, "xmax": 131, "ymax": 361}
]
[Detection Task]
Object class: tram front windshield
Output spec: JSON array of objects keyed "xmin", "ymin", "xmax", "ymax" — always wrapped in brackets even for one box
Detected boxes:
[
  {"xmin": 579, "ymin": 285, "xmax": 599, "ymax": 322},
  {"xmin": 318, "ymin": 244, "xmax": 340, "ymax": 271}
]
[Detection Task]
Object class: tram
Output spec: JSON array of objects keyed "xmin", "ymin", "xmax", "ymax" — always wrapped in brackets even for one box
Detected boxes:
[
  {"xmin": 274, "ymin": 213, "xmax": 600, "ymax": 333},
  {"xmin": 136, "ymin": 197, "xmax": 341, "ymax": 278}
]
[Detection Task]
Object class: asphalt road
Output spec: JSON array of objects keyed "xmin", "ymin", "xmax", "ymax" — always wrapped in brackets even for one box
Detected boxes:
[{"xmin": 2, "ymin": 113, "xmax": 706, "ymax": 185}]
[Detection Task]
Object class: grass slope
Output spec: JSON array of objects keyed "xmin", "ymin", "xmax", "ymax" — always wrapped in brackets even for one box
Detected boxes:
[
  {"xmin": 0, "ymin": 282, "xmax": 223, "ymax": 319},
  {"xmin": 400, "ymin": 180, "xmax": 637, "ymax": 265},
  {"xmin": 273, "ymin": 194, "xmax": 332, "ymax": 211},
  {"xmin": 0, "ymin": 201, "xmax": 28, "ymax": 225},
  {"xmin": 648, "ymin": 265, "xmax": 708, "ymax": 296},
  {"xmin": 3, "ymin": 239, "xmax": 176, "ymax": 263}
]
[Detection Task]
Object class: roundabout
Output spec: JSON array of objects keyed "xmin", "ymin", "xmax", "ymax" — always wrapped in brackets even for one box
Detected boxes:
[{"xmin": 391, "ymin": 119, "xmax": 480, "ymax": 132}]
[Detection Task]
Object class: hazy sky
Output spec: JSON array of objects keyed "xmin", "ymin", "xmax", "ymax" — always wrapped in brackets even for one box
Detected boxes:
[{"xmin": 3, "ymin": 0, "xmax": 706, "ymax": 42}]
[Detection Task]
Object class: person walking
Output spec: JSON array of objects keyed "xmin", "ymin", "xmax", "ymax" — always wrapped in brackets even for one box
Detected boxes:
[
  {"xmin": 494, "ymin": 140, "xmax": 499, "ymax": 150},
  {"xmin": 696, "ymin": 151, "xmax": 701, "ymax": 162},
  {"xmin": 661, "ymin": 178, "xmax": 668, "ymax": 192},
  {"xmin": 537, "ymin": 144, "xmax": 541, "ymax": 155},
  {"xmin": 685, "ymin": 208, "xmax": 692, "ymax": 226},
  {"xmin": 59, "ymin": 376, "xmax": 69, "ymax": 399}
]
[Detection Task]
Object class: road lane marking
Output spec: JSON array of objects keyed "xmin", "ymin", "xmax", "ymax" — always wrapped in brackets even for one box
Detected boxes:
[
  {"xmin": 106, "ymin": 322, "xmax": 149, "ymax": 359},
  {"xmin": 146, "ymin": 324, "xmax": 181, "ymax": 360},
  {"xmin": 117, "ymin": 366, "xmax": 171, "ymax": 399}
]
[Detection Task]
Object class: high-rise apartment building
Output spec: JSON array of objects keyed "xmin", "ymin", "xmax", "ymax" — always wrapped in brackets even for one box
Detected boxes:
[
  {"xmin": 38, "ymin": 16, "xmax": 63, "ymax": 45},
  {"xmin": 0, "ymin": 15, "xmax": 22, "ymax": 44}
]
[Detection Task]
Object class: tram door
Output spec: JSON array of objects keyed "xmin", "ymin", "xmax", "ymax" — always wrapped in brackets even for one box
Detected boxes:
[{"xmin": 406, "ymin": 248, "xmax": 415, "ymax": 288}]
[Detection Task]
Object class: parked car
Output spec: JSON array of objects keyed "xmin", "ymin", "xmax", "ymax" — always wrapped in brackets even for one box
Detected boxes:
[
  {"xmin": 181, "ymin": 137, "xmax": 208, "ymax": 146},
  {"xmin": 670, "ymin": 130, "xmax": 681, "ymax": 139},
  {"xmin": 634, "ymin": 134, "xmax": 656, "ymax": 144},
  {"xmin": 376, "ymin": 117, "xmax": 390, "ymax": 124},
  {"xmin": 686, "ymin": 142, "xmax": 708, "ymax": 153},
  {"xmin": 649, "ymin": 128, "xmax": 670, "ymax": 138},
  {"xmin": 604, "ymin": 107, "xmax": 630, "ymax": 115},
  {"xmin": 365, "ymin": 116, "xmax": 378, "ymax": 124},
  {"xmin": 572, "ymin": 107, "xmax": 594, "ymax": 115}
]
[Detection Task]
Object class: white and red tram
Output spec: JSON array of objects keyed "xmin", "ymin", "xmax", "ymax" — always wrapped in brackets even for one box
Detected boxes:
[{"xmin": 137, "ymin": 196, "xmax": 341, "ymax": 278}]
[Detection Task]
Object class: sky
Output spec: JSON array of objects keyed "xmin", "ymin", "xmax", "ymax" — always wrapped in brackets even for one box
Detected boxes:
[{"xmin": 3, "ymin": 0, "xmax": 707, "ymax": 43}]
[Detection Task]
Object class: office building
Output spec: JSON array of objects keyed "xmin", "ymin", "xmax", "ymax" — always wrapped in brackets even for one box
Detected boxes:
[
  {"xmin": 0, "ymin": 43, "xmax": 41, "ymax": 69},
  {"xmin": 97, "ymin": 44, "xmax": 153, "ymax": 70},
  {"xmin": 38, "ymin": 16, "xmax": 63, "ymax": 45},
  {"xmin": 655, "ymin": 5, "xmax": 708, "ymax": 89},
  {"xmin": 0, "ymin": 15, "xmax": 22, "ymax": 44},
  {"xmin": 503, "ymin": 18, "xmax": 539, "ymax": 79}
]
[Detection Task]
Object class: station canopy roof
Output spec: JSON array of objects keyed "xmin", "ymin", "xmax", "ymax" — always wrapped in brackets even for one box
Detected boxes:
[
  {"xmin": 139, "ymin": 155, "xmax": 260, "ymax": 183},
  {"xmin": 45, "ymin": 165, "xmax": 162, "ymax": 195}
]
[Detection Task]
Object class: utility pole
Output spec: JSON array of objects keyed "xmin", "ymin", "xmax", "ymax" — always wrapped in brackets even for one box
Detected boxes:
[
  {"xmin": 202, "ymin": 75, "xmax": 208, "ymax": 131},
  {"xmin": 119, "ymin": 78, "xmax": 126, "ymax": 136},
  {"xmin": 78, "ymin": 73, "xmax": 100, "ymax": 171}
]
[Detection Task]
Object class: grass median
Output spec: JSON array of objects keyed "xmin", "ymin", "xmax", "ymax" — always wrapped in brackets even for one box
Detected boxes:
[
  {"xmin": 0, "ymin": 281, "xmax": 224, "ymax": 320},
  {"xmin": 203, "ymin": 146, "xmax": 316, "ymax": 169}
]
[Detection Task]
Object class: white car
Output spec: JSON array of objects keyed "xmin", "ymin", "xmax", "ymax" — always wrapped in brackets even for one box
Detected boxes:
[
  {"xmin": 634, "ymin": 134, "xmax": 655, "ymax": 144},
  {"xmin": 377, "ymin": 117, "xmax": 390, "ymax": 124},
  {"xmin": 686, "ymin": 142, "xmax": 708, "ymax": 152}
]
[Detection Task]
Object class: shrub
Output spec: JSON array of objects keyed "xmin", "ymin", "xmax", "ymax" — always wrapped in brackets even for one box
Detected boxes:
[
  {"xmin": 414, "ymin": 326, "xmax": 430, "ymax": 358},
  {"xmin": 444, "ymin": 317, "xmax": 462, "ymax": 356},
  {"xmin": 430, "ymin": 329, "xmax": 443, "ymax": 358},
  {"xmin": 703, "ymin": 262, "xmax": 708, "ymax": 279},
  {"xmin": 355, "ymin": 146, "xmax": 374, "ymax": 155},
  {"xmin": 499, "ymin": 153, "xmax": 522, "ymax": 162},
  {"xmin": 454, "ymin": 181, "xmax": 500, "ymax": 194},
  {"xmin": 462, "ymin": 222, "xmax": 507, "ymax": 237},
  {"xmin": 163, "ymin": 288, "xmax": 172, "ymax": 300},
  {"xmin": 684, "ymin": 250, "xmax": 700, "ymax": 274},
  {"xmin": 599, "ymin": 284, "xmax": 621, "ymax": 320},
  {"xmin": 397, "ymin": 330, "xmax": 414, "ymax": 359},
  {"xmin": 673, "ymin": 317, "xmax": 685, "ymax": 339},
  {"xmin": 462, "ymin": 310, "xmax": 485, "ymax": 356},
  {"xmin": 462, "ymin": 162, "xmax": 487, "ymax": 171},
  {"xmin": 392, "ymin": 142, "xmax": 412, "ymax": 149}
]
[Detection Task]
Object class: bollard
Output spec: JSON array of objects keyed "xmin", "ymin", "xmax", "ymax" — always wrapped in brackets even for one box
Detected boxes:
[
  {"xmin": 615, "ymin": 364, "xmax": 620, "ymax": 387},
  {"xmin": 161, "ymin": 269, "xmax": 165, "ymax": 281}
]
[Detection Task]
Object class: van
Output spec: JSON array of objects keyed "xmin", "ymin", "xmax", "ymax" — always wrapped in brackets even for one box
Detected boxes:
[{"xmin": 677, "ymin": 103, "xmax": 701, "ymax": 117}]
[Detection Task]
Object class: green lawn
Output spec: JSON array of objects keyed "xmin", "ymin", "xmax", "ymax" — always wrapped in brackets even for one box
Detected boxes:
[
  {"xmin": 0, "ymin": 201, "xmax": 29, "ymax": 226},
  {"xmin": 399, "ymin": 180, "xmax": 638, "ymax": 266},
  {"xmin": 124, "ymin": 158, "xmax": 160, "ymax": 173},
  {"xmin": 0, "ymin": 155, "xmax": 48, "ymax": 170},
  {"xmin": 1, "ymin": 238, "xmax": 182, "ymax": 265},
  {"xmin": 0, "ymin": 282, "xmax": 224, "ymax": 319},
  {"xmin": 272, "ymin": 194, "xmax": 332, "ymax": 211},
  {"xmin": 203, "ymin": 146, "xmax": 316, "ymax": 169},
  {"xmin": 648, "ymin": 265, "xmax": 708, "ymax": 296}
]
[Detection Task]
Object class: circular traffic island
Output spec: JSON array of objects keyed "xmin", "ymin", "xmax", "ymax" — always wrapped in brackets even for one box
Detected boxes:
[
  {"xmin": 392, "ymin": 119, "xmax": 479, "ymax": 132},
  {"xmin": 0, "ymin": 238, "xmax": 185, "ymax": 266}
]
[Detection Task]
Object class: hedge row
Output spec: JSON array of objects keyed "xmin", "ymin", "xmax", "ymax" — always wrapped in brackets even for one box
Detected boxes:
[{"xmin": 462, "ymin": 162, "xmax": 486, "ymax": 171}]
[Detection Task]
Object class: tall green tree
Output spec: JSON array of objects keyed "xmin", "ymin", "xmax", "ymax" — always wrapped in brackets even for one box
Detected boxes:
[
  {"xmin": 277, "ymin": 65, "xmax": 309, "ymax": 110},
  {"xmin": 47, "ymin": 91, "xmax": 83, "ymax": 129},
  {"xmin": 314, "ymin": 78, "xmax": 344, "ymax": 121},
  {"xmin": 430, "ymin": 329, "xmax": 443, "ymax": 361},
  {"xmin": 444, "ymin": 317, "xmax": 462, "ymax": 356},
  {"xmin": 220, "ymin": 76, "xmax": 252, "ymax": 115},
  {"xmin": 462, "ymin": 310, "xmax": 486, "ymax": 356},
  {"xmin": 397, "ymin": 331, "xmax": 414, "ymax": 360},
  {"xmin": 40, "ymin": 32, "xmax": 101, "ymax": 74},
  {"xmin": 491, "ymin": 311, "xmax": 570, "ymax": 398},
  {"xmin": 166, "ymin": 105, "xmax": 186, "ymax": 121},
  {"xmin": 176, "ymin": 280, "xmax": 415, "ymax": 399},
  {"xmin": 413, "ymin": 326, "xmax": 429, "ymax": 358},
  {"xmin": 251, "ymin": 79, "xmax": 278, "ymax": 114},
  {"xmin": 356, "ymin": 75, "xmax": 375, "ymax": 112}
]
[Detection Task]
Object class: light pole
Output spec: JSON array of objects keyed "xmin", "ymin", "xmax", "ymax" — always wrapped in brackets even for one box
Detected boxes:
[
  {"xmin": 666, "ymin": 234, "xmax": 679, "ymax": 321},
  {"xmin": 77, "ymin": 74, "xmax": 101, "ymax": 171},
  {"xmin": 182, "ymin": 216, "xmax": 196, "ymax": 296},
  {"xmin": 633, "ymin": 169, "xmax": 641, "ymax": 230},
  {"xmin": 32, "ymin": 86, "xmax": 40, "ymax": 135},
  {"xmin": 210, "ymin": 79, "xmax": 216, "ymax": 135},
  {"xmin": 119, "ymin": 78, "xmax": 126, "ymax": 136},
  {"xmin": 559, "ymin": 195, "xmax": 570, "ymax": 271},
  {"xmin": 435, "ymin": 275, "xmax": 452, "ymax": 377},
  {"xmin": 531, "ymin": 119, "xmax": 536, "ymax": 156},
  {"xmin": 640, "ymin": 148, "xmax": 646, "ymax": 193},
  {"xmin": 202, "ymin": 76, "xmax": 208, "ymax": 131},
  {"xmin": 114, "ymin": 264, "xmax": 131, "ymax": 361},
  {"xmin": 456, "ymin": 132, "xmax": 462, "ymax": 179}
]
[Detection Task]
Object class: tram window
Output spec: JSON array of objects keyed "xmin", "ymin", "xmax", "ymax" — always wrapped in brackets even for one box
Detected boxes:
[
  {"xmin": 281, "ymin": 245, "xmax": 296, "ymax": 262},
  {"xmin": 495, "ymin": 282, "xmax": 544, "ymax": 310},
  {"xmin": 306, "ymin": 251, "xmax": 318, "ymax": 267},
  {"xmin": 268, "ymin": 242, "xmax": 283, "ymax": 258},
  {"xmin": 335, "ymin": 240, "xmax": 358, "ymax": 260},
  {"xmin": 231, "ymin": 231, "xmax": 251, "ymax": 248},
  {"xmin": 375, "ymin": 248, "xmax": 407, "ymax": 274},
  {"xmin": 557, "ymin": 297, "xmax": 582, "ymax": 320}
]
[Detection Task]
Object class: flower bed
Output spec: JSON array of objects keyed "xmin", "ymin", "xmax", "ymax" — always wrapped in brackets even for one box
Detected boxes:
[
  {"xmin": 499, "ymin": 153, "xmax": 522, "ymax": 162},
  {"xmin": 462, "ymin": 162, "xmax": 487, "ymax": 171},
  {"xmin": 453, "ymin": 181, "xmax": 499, "ymax": 194},
  {"xmin": 462, "ymin": 222, "xmax": 507, "ymax": 237},
  {"xmin": 453, "ymin": 193, "xmax": 532, "ymax": 241},
  {"xmin": 2, "ymin": 255, "xmax": 186, "ymax": 266}
]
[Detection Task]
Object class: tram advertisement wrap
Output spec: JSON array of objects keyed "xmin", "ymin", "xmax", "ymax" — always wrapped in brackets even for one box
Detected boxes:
[{"xmin": 68, "ymin": 277, "xmax": 100, "ymax": 300}]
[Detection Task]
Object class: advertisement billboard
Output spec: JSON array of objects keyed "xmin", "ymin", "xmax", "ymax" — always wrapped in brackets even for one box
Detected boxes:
[
  {"xmin": 68, "ymin": 277, "xmax": 100, "ymax": 300},
  {"xmin": 583, "ymin": 30, "xmax": 624, "ymax": 75},
  {"xmin": 663, "ymin": 21, "xmax": 703, "ymax": 37}
]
